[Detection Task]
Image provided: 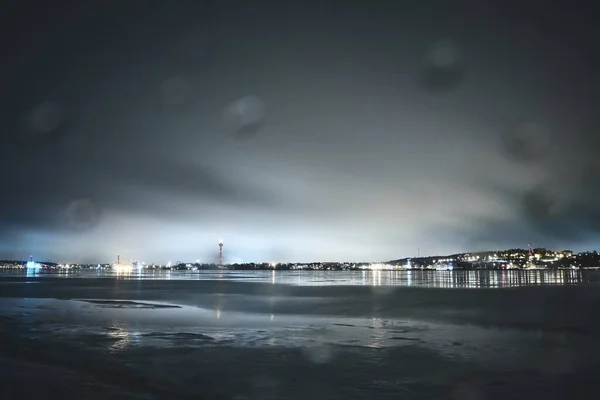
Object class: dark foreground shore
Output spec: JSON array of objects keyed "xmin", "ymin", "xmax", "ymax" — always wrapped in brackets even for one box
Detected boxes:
[{"xmin": 2, "ymin": 272, "xmax": 600, "ymax": 399}]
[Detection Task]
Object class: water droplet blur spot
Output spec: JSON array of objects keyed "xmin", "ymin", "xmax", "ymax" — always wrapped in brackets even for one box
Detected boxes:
[
  {"xmin": 161, "ymin": 77, "xmax": 191, "ymax": 106},
  {"xmin": 65, "ymin": 199, "xmax": 100, "ymax": 231},
  {"xmin": 303, "ymin": 343, "xmax": 334, "ymax": 364},
  {"xmin": 501, "ymin": 120, "xmax": 550, "ymax": 163},
  {"xmin": 522, "ymin": 187, "xmax": 565, "ymax": 223},
  {"xmin": 223, "ymin": 95, "xmax": 267, "ymax": 137},
  {"xmin": 429, "ymin": 40, "xmax": 459, "ymax": 68},
  {"xmin": 418, "ymin": 40, "xmax": 465, "ymax": 93},
  {"xmin": 28, "ymin": 102, "xmax": 63, "ymax": 137},
  {"xmin": 371, "ymin": 285, "xmax": 395, "ymax": 296}
]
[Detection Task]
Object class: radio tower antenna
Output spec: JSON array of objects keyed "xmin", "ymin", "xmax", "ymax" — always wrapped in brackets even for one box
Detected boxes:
[
  {"xmin": 218, "ymin": 240, "xmax": 223, "ymax": 267},
  {"xmin": 527, "ymin": 243, "xmax": 536, "ymax": 268}
]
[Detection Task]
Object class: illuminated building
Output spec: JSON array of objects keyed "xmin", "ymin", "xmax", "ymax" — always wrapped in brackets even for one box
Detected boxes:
[
  {"xmin": 112, "ymin": 254, "xmax": 133, "ymax": 273},
  {"xmin": 26, "ymin": 255, "xmax": 41, "ymax": 270}
]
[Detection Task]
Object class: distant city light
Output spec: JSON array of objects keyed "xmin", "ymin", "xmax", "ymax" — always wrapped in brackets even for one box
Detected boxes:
[{"xmin": 113, "ymin": 263, "xmax": 133, "ymax": 274}]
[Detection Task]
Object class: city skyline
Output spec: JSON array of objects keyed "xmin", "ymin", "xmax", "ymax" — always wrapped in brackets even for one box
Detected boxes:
[
  {"xmin": 1, "ymin": 2, "xmax": 598, "ymax": 263},
  {"xmin": 4, "ymin": 244, "xmax": 595, "ymax": 267}
]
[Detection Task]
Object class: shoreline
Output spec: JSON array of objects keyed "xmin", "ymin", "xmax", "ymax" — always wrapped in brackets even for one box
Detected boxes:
[{"xmin": 1, "ymin": 267, "xmax": 598, "ymax": 272}]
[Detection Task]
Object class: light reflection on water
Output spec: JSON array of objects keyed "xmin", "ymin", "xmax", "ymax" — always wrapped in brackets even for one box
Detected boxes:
[
  {"xmin": 369, "ymin": 317, "xmax": 387, "ymax": 349},
  {"xmin": 0, "ymin": 268, "xmax": 592, "ymax": 288},
  {"xmin": 106, "ymin": 324, "xmax": 142, "ymax": 352}
]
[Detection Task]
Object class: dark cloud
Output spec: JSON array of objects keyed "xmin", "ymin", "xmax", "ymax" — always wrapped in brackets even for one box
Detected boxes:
[
  {"xmin": 0, "ymin": 153, "xmax": 285, "ymax": 235},
  {"xmin": 1, "ymin": 1, "xmax": 599, "ymax": 262},
  {"xmin": 456, "ymin": 166, "xmax": 600, "ymax": 252},
  {"xmin": 64, "ymin": 199, "xmax": 101, "ymax": 231}
]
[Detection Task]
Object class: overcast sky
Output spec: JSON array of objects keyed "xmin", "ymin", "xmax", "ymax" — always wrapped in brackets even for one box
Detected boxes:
[{"xmin": 1, "ymin": 0, "xmax": 599, "ymax": 263}]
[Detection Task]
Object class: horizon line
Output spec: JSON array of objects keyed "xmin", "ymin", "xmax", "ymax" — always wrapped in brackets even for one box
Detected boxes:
[{"xmin": 1, "ymin": 246, "xmax": 593, "ymax": 265}]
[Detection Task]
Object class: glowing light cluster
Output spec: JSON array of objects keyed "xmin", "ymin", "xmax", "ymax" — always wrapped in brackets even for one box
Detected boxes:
[
  {"xmin": 26, "ymin": 261, "xmax": 41, "ymax": 270},
  {"xmin": 113, "ymin": 263, "xmax": 133, "ymax": 274}
]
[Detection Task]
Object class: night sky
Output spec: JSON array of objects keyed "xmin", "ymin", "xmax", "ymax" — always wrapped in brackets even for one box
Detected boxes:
[{"xmin": 1, "ymin": 1, "xmax": 598, "ymax": 264}]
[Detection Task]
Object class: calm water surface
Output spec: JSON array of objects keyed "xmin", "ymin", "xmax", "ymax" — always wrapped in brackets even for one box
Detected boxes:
[{"xmin": 1, "ymin": 269, "xmax": 600, "ymax": 399}]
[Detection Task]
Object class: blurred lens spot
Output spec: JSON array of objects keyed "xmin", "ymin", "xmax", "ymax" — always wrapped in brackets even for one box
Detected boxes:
[
  {"xmin": 223, "ymin": 95, "xmax": 267, "ymax": 137},
  {"xmin": 430, "ymin": 40, "xmax": 459, "ymax": 68},
  {"xmin": 161, "ymin": 77, "xmax": 192, "ymax": 106},
  {"xmin": 418, "ymin": 40, "xmax": 465, "ymax": 93},
  {"xmin": 501, "ymin": 120, "xmax": 550, "ymax": 163},
  {"xmin": 371, "ymin": 285, "xmax": 395, "ymax": 295},
  {"xmin": 303, "ymin": 343, "xmax": 334, "ymax": 364},
  {"xmin": 522, "ymin": 187, "xmax": 566, "ymax": 224},
  {"xmin": 65, "ymin": 199, "xmax": 100, "ymax": 231},
  {"xmin": 28, "ymin": 102, "xmax": 64, "ymax": 136}
]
